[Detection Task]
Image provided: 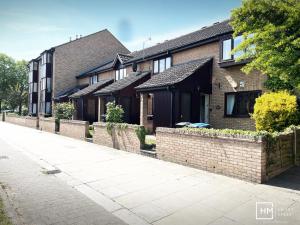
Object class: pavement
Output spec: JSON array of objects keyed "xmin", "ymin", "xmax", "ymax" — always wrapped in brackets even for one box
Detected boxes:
[{"xmin": 0, "ymin": 121, "xmax": 300, "ymax": 225}]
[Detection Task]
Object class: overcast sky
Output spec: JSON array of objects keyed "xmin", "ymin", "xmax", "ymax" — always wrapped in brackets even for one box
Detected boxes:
[{"xmin": 0, "ymin": 0, "xmax": 241, "ymax": 61}]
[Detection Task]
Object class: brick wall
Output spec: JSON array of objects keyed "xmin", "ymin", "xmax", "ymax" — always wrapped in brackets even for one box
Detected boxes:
[
  {"xmin": 156, "ymin": 127, "xmax": 300, "ymax": 183},
  {"xmin": 39, "ymin": 117, "xmax": 56, "ymax": 133},
  {"xmin": 77, "ymin": 70, "xmax": 115, "ymax": 86},
  {"xmin": 93, "ymin": 122, "xmax": 142, "ymax": 154},
  {"xmin": 60, "ymin": 120, "xmax": 89, "ymax": 140},
  {"xmin": 156, "ymin": 127, "xmax": 265, "ymax": 183},
  {"xmin": 52, "ymin": 29, "xmax": 129, "ymax": 101},
  {"xmin": 5, "ymin": 114, "xmax": 38, "ymax": 129},
  {"xmin": 5, "ymin": 114, "xmax": 26, "ymax": 126},
  {"xmin": 24, "ymin": 117, "xmax": 38, "ymax": 129}
]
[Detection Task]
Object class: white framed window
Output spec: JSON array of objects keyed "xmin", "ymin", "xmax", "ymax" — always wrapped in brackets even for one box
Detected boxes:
[
  {"xmin": 153, "ymin": 57, "xmax": 172, "ymax": 74},
  {"xmin": 47, "ymin": 78, "xmax": 51, "ymax": 92},
  {"xmin": 222, "ymin": 39, "xmax": 232, "ymax": 60},
  {"xmin": 221, "ymin": 35, "xmax": 247, "ymax": 61},
  {"xmin": 33, "ymin": 103, "xmax": 37, "ymax": 114},
  {"xmin": 46, "ymin": 102, "xmax": 51, "ymax": 114},
  {"xmin": 89, "ymin": 75, "xmax": 98, "ymax": 85},
  {"xmin": 115, "ymin": 68, "xmax": 126, "ymax": 81}
]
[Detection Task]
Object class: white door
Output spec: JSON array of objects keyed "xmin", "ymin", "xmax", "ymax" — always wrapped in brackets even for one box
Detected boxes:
[{"xmin": 200, "ymin": 94, "xmax": 210, "ymax": 123}]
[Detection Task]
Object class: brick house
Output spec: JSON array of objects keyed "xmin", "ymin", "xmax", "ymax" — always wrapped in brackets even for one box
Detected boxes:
[
  {"xmin": 27, "ymin": 29, "xmax": 129, "ymax": 117},
  {"xmin": 73, "ymin": 19, "xmax": 265, "ymax": 131}
]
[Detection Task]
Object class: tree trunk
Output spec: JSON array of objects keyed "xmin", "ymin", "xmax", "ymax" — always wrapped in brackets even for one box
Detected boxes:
[{"xmin": 0, "ymin": 99, "xmax": 2, "ymax": 113}]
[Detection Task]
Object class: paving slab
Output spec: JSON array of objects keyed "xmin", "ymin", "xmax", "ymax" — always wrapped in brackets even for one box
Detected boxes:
[{"xmin": 1, "ymin": 122, "xmax": 300, "ymax": 225}]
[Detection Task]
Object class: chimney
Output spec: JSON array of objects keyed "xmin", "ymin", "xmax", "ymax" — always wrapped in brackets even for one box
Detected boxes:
[
  {"xmin": 69, "ymin": 37, "xmax": 72, "ymax": 42},
  {"xmin": 76, "ymin": 34, "xmax": 78, "ymax": 40}
]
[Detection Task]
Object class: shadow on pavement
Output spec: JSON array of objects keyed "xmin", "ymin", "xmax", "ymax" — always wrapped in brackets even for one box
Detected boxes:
[{"xmin": 266, "ymin": 166, "xmax": 300, "ymax": 191}]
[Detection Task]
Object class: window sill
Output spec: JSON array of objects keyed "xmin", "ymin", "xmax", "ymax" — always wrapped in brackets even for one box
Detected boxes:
[
  {"xmin": 224, "ymin": 115, "xmax": 251, "ymax": 118},
  {"xmin": 218, "ymin": 59, "xmax": 250, "ymax": 68}
]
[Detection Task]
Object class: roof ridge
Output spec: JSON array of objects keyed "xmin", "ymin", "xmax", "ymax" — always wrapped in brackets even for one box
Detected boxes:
[{"xmin": 129, "ymin": 19, "xmax": 231, "ymax": 56}]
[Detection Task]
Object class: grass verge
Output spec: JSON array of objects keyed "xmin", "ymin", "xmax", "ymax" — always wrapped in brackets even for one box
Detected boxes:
[{"xmin": 0, "ymin": 195, "xmax": 12, "ymax": 225}]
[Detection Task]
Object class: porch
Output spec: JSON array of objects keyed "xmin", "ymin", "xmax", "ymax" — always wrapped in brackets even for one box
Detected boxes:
[
  {"xmin": 94, "ymin": 71, "xmax": 151, "ymax": 124},
  {"xmin": 136, "ymin": 58, "xmax": 213, "ymax": 132},
  {"xmin": 69, "ymin": 79, "xmax": 113, "ymax": 123}
]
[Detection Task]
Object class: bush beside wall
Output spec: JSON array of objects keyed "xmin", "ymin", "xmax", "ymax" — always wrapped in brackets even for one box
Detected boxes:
[
  {"xmin": 93, "ymin": 122, "xmax": 142, "ymax": 154},
  {"xmin": 39, "ymin": 117, "xmax": 56, "ymax": 133},
  {"xmin": 60, "ymin": 120, "xmax": 89, "ymax": 140}
]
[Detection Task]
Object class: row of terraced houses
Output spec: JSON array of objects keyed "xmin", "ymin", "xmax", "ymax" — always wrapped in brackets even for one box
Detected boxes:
[{"xmin": 28, "ymin": 19, "xmax": 266, "ymax": 132}]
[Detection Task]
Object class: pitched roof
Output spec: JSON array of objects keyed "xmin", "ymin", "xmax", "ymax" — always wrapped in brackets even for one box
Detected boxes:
[
  {"xmin": 94, "ymin": 71, "xmax": 150, "ymax": 96},
  {"xmin": 117, "ymin": 53, "xmax": 133, "ymax": 64},
  {"xmin": 69, "ymin": 78, "xmax": 113, "ymax": 98},
  {"xmin": 77, "ymin": 60, "xmax": 115, "ymax": 78},
  {"xmin": 136, "ymin": 58, "xmax": 212, "ymax": 91},
  {"xmin": 31, "ymin": 29, "xmax": 129, "ymax": 71},
  {"xmin": 126, "ymin": 20, "xmax": 232, "ymax": 63},
  {"xmin": 54, "ymin": 84, "xmax": 89, "ymax": 100}
]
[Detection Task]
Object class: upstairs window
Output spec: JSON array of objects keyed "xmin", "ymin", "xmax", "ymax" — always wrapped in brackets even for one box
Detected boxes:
[
  {"xmin": 115, "ymin": 68, "xmax": 127, "ymax": 81},
  {"xmin": 41, "ymin": 53, "xmax": 52, "ymax": 65},
  {"xmin": 221, "ymin": 35, "xmax": 244, "ymax": 61},
  {"xmin": 90, "ymin": 75, "xmax": 98, "ymax": 85},
  {"xmin": 153, "ymin": 57, "xmax": 171, "ymax": 74},
  {"xmin": 225, "ymin": 90, "xmax": 261, "ymax": 117}
]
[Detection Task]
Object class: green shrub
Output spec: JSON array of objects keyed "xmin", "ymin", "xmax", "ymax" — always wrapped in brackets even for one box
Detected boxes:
[
  {"xmin": 21, "ymin": 107, "xmax": 28, "ymax": 116},
  {"xmin": 54, "ymin": 102, "xmax": 75, "ymax": 121},
  {"xmin": 252, "ymin": 91, "xmax": 299, "ymax": 132},
  {"xmin": 106, "ymin": 102, "xmax": 124, "ymax": 123}
]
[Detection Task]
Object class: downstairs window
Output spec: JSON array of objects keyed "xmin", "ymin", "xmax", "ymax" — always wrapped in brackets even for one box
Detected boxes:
[{"xmin": 225, "ymin": 90, "xmax": 261, "ymax": 117}]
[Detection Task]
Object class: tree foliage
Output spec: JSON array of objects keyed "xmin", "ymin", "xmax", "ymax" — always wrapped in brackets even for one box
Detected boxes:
[
  {"xmin": 0, "ymin": 53, "xmax": 28, "ymax": 114},
  {"xmin": 231, "ymin": 0, "xmax": 300, "ymax": 90},
  {"xmin": 252, "ymin": 91, "xmax": 299, "ymax": 132}
]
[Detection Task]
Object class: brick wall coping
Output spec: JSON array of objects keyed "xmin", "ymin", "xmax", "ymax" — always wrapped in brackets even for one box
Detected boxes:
[
  {"xmin": 25, "ymin": 116, "xmax": 37, "ymax": 120},
  {"xmin": 93, "ymin": 122, "xmax": 140, "ymax": 129},
  {"xmin": 39, "ymin": 117, "xmax": 55, "ymax": 121},
  {"xmin": 6, "ymin": 114, "xmax": 22, "ymax": 118},
  {"xmin": 60, "ymin": 119, "xmax": 88, "ymax": 125},
  {"xmin": 156, "ymin": 127, "xmax": 263, "ymax": 143}
]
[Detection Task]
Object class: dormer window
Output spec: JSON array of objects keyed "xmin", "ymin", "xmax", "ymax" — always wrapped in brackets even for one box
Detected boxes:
[
  {"xmin": 115, "ymin": 68, "xmax": 126, "ymax": 81},
  {"xmin": 153, "ymin": 57, "xmax": 171, "ymax": 74},
  {"xmin": 90, "ymin": 75, "xmax": 98, "ymax": 85},
  {"xmin": 221, "ymin": 35, "xmax": 244, "ymax": 61}
]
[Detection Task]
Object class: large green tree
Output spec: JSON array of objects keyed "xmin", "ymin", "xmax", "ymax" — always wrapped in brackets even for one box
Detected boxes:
[
  {"xmin": 7, "ymin": 60, "xmax": 28, "ymax": 115},
  {"xmin": 0, "ymin": 53, "xmax": 28, "ymax": 114},
  {"xmin": 231, "ymin": 0, "xmax": 300, "ymax": 90},
  {"xmin": 0, "ymin": 54, "xmax": 16, "ymax": 112}
]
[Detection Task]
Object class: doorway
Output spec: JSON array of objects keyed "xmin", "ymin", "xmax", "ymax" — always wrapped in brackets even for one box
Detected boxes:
[{"xmin": 200, "ymin": 94, "xmax": 209, "ymax": 123}]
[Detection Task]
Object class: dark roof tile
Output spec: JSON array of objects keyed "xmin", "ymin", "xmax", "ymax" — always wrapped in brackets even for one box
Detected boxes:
[
  {"xmin": 95, "ymin": 71, "xmax": 150, "ymax": 95},
  {"xmin": 70, "ymin": 78, "xmax": 113, "ymax": 98},
  {"xmin": 136, "ymin": 58, "xmax": 212, "ymax": 90},
  {"xmin": 127, "ymin": 20, "xmax": 232, "ymax": 63}
]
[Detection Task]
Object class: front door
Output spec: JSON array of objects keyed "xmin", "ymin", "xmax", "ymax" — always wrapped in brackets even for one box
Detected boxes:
[
  {"xmin": 180, "ymin": 92, "xmax": 191, "ymax": 122},
  {"xmin": 200, "ymin": 94, "xmax": 209, "ymax": 123}
]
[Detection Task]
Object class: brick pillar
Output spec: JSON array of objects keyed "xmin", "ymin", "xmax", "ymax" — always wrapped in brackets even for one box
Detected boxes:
[{"xmin": 98, "ymin": 97, "xmax": 105, "ymax": 122}]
